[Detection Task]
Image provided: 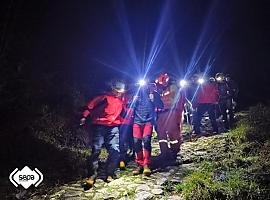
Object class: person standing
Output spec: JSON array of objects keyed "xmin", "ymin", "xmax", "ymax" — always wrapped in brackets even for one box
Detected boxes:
[
  {"xmin": 119, "ymin": 92, "xmax": 134, "ymax": 170},
  {"xmin": 193, "ymin": 78, "xmax": 219, "ymax": 135},
  {"xmin": 130, "ymin": 82, "xmax": 163, "ymax": 176},
  {"xmin": 79, "ymin": 81, "xmax": 126, "ymax": 189},
  {"xmin": 155, "ymin": 73, "xmax": 186, "ymax": 166},
  {"xmin": 216, "ymin": 73, "xmax": 234, "ymax": 130}
]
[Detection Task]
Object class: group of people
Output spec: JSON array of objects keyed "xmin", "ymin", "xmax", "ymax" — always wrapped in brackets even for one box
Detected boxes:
[{"xmin": 79, "ymin": 72, "xmax": 238, "ymax": 189}]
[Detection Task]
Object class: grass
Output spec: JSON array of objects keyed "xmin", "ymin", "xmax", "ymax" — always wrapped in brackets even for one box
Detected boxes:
[{"xmin": 175, "ymin": 104, "xmax": 270, "ymax": 200}]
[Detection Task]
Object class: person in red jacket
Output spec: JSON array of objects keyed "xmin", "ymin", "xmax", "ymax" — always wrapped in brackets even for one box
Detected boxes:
[
  {"xmin": 79, "ymin": 81, "xmax": 125, "ymax": 189},
  {"xmin": 119, "ymin": 93, "xmax": 134, "ymax": 170},
  {"xmin": 155, "ymin": 73, "xmax": 186, "ymax": 167},
  {"xmin": 193, "ymin": 77, "xmax": 219, "ymax": 135}
]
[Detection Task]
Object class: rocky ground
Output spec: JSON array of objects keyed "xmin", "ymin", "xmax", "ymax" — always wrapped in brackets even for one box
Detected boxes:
[{"xmin": 28, "ymin": 132, "xmax": 229, "ymax": 200}]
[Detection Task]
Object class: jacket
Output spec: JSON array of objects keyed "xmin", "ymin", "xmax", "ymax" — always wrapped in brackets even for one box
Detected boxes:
[
  {"xmin": 82, "ymin": 93, "xmax": 124, "ymax": 126},
  {"xmin": 196, "ymin": 82, "xmax": 219, "ymax": 104},
  {"xmin": 130, "ymin": 89, "xmax": 163, "ymax": 125}
]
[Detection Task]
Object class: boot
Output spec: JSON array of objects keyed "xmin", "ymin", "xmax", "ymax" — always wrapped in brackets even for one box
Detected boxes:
[
  {"xmin": 119, "ymin": 161, "xmax": 126, "ymax": 170},
  {"xmin": 106, "ymin": 175, "xmax": 116, "ymax": 183},
  {"xmin": 132, "ymin": 166, "xmax": 143, "ymax": 175},
  {"xmin": 83, "ymin": 178, "xmax": 95, "ymax": 191},
  {"xmin": 143, "ymin": 165, "xmax": 151, "ymax": 176}
]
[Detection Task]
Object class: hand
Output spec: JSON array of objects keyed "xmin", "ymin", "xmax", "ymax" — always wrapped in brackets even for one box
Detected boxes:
[
  {"xmin": 149, "ymin": 93, "xmax": 154, "ymax": 101},
  {"xmin": 133, "ymin": 95, "xmax": 139, "ymax": 101},
  {"xmin": 80, "ymin": 118, "xmax": 86, "ymax": 126}
]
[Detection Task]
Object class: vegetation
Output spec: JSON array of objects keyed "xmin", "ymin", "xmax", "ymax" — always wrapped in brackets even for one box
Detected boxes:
[{"xmin": 175, "ymin": 104, "xmax": 270, "ymax": 200}]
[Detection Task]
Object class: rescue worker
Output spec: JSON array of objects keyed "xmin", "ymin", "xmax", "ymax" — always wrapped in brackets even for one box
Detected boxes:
[
  {"xmin": 225, "ymin": 74, "xmax": 239, "ymax": 112},
  {"xmin": 119, "ymin": 92, "xmax": 134, "ymax": 170},
  {"xmin": 156, "ymin": 73, "xmax": 186, "ymax": 167},
  {"xmin": 193, "ymin": 77, "xmax": 219, "ymax": 135},
  {"xmin": 215, "ymin": 73, "xmax": 234, "ymax": 130},
  {"xmin": 79, "ymin": 81, "xmax": 125, "ymax": 189},
  {"xmin": 129, "ymin": 80, "xmax": 163, "ymax": 176}
]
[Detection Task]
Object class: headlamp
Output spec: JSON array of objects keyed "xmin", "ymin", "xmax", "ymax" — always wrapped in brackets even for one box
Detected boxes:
[
  {"xmin": 138, "ymin": 79, "xmax": 146, "ymax": 86},
  {"xmin": 216, "ymin": 77, "xmax": 222, "ymax": 81},
  {"xmin": 198, "ymin": 78, "xmax": 205, "ymax": 84},
  {"xmin": 179, "ymin": 80, "xmax": 188, "ymax": 87}
]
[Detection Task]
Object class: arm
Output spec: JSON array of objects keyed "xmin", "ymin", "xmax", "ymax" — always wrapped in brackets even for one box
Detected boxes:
[
  {"xmin": 152, "ymin": 92, "xmax": 164, "ymax": 109},
  {"xmin": 80, "ymin": 95, "xmax": 106, "ymax": 125}
]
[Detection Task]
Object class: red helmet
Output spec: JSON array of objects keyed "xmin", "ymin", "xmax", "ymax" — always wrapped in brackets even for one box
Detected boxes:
[{"xmin": 156, "ymin": 73, "xmax": 170, "ymax": 85}]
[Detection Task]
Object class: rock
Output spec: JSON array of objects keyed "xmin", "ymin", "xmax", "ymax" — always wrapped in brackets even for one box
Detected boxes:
[
  {"xmin": 160, "ymin": 172, "xmax": 171, "ymax": 177},
  {"xmin": 194, "ymin": 151, "xmax": 208, "ymax": 156},
  {"xmin": 151, "ymin": 188, "xmax": 163, "ymax": 195},
  {"xmin": 107, "ymin": 177, "xmax": 126, "ymax": 186},
  {"xmin": 167, "ymin": 195, "xmax": 184, "ymax": 200},
  {"xmin": 63, "ymin": 191, "xmax": 81, "ymax": 198},
  {"xmin": 135, "ymin": 191, "xmax": 154, "ymax": 200},
  {"xmin": 136, "ymin": 184, "xmax": 151, "ymax": 191},
  {"xmin": 156, "ymin": 177, "xmax": 167, "ymax": 185},
  {"xmin": 103, "ymin": 191, "xmax": 120, "ymax": 199}
]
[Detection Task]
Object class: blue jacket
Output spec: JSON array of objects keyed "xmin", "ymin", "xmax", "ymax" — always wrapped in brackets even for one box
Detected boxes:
[{"xmin": 130, "ymin": 89, "xmax": 163, "ymax": 125}]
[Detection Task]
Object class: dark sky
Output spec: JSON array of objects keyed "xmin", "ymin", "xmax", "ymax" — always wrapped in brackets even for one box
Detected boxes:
[{"xmin": 0, "ymin": 0, "xmax": 270, "ymax": 108}]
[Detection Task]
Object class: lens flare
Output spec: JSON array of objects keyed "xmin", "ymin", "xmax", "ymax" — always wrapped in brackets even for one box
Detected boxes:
[
  {"xmin": 138, "ymin": 79, "xmax": 146, "ymax": 86},
  {"xmin": 179, "ymin": 80, "xmax": 188, "ymax": 87},
  {"xmin": 198, "ymin": 78, "xmax": 205, "ymax": 84}
]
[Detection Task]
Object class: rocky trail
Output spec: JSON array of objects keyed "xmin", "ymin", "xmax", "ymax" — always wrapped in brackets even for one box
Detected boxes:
[{"xmin": 28, "ymin": 132, "xmax": 229, "ymax": 200}]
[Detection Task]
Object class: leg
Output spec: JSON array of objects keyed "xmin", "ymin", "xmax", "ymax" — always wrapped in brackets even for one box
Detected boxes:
[
  {"xmin": 119, "ymin": 124, "xmax": 129, "ymax": 162},
  {"xmin": 208, "ymin": 104, "xmax": 218, "ymax": 133},
  {"xmin": 104, "ymin": 126, "xmax": 120, "ymax": 177},
  {"xmin": 157, "ymin": 112, "xmax": 170, "ymax": 157},
  {"xmin": 194, "ymin": 105, "xmax": 205, "ymax": 134},
  {"xmin": 133, "ymin": 124, "xmax": 144, "ymax": 167},
  {"xmin": 220, "ymin": 101, "xmax": 229, "ymax": 130},
  {"xmin": 88, "ymin": 125, "xmax": 104, "ymax": 179},
  {"xmin": 142, "ymin": 123, "xmax": 153, "ymax": 166}
]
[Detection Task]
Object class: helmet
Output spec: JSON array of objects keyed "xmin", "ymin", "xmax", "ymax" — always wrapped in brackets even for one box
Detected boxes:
[
  {"xmin": 190, "ymin": 74, "xmax": 199, "ymax": 83},
  {"xmin": 156, "ymin": 73, "xmax": 170, "ymax": 86},
  {"xmin": 111, "ymin": 81, "xmax": 126, "ymax": 93},
  {"xmin": 225, "ymin": 74, "xmax": 231, "ymax": 81},
  {"xmin": 209, "ymin": 77, "xmax": 216, "ymax": 82},
  {"xmin": 215, "ymin": 73, "xmax": 225, "ymax": 82}
]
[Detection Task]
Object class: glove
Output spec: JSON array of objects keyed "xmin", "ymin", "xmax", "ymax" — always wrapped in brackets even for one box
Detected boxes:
[{"xmin": 80, "ymin": 117, "xmax": 86, "ymax": 126}]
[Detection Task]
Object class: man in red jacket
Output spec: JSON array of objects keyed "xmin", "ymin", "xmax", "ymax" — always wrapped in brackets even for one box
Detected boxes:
[
  {"xmin": 193, "ymin": 77, "xmax": 219, "ymax": 135},
  {"xmin": 80, "ymin": 81, "xmax": 125, "ymax": 189}
]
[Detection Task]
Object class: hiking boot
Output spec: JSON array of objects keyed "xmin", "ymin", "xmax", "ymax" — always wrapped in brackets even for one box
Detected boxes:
[
  {"xmin": 132, "ymin": 166, "xmax": 143, "ymax": 175},
  {"xmin": 119, "ymin": 161, "xmax": 126, "ymax": 170},
  {"xmin": 143, "ymin": 165, "xmax": 151, "ymax": 176},
  {"xmin": 83, "ymin": 178, "xmax": 95, "ymax": 190},
  {"xmin": 106, "ymin": 176, "xmax": 115, "ymax": 183}
]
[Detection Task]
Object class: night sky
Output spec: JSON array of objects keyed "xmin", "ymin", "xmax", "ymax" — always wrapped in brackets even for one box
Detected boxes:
[{"xmin": 1, "ymin": 0, "xmax": 270, "ymax": 108}]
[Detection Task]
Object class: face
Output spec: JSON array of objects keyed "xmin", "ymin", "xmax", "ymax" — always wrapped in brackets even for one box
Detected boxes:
[{"xmin": 112, "ymin": 89, "xmax": 124, "ymax": 97}]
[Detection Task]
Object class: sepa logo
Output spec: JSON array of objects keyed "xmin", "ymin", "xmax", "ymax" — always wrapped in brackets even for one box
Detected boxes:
[{"xmin": 9, "ymin": 166, "xmax": 43, "ymax": 189}]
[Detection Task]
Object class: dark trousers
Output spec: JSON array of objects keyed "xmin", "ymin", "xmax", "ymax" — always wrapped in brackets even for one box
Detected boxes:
[
  {"xmin": 119, "ymin": 124, "xmax": 134, "ymax": 162},
  {"xmin": 194, "ymin": 103, "xmax": 218, "ymax": 134},
  {"xmin": 219, "ymin": 99, "xmax": 234, "ymax": 129},
  {"xmin": 89, "ymin": 125, "xmax": 120, "ymax": 178}
]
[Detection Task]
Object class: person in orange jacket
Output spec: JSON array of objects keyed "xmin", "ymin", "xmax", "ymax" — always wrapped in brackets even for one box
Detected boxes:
[
  {"xmin": 80, "ymin": 81, "xmax": 125, "ymax": 189},
  {"xmin": 155, "ymin": 73, "xmax": 186, "ymax": 167}
]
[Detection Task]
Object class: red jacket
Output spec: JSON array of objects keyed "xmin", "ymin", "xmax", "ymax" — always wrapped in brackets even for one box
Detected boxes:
[
  {"xmin": 83, "ymin": 93, "xmax": 124, "ymax": 126},
  {"xmin": 196, "ymin": 82, "xmax": 219, "ymax": 104}
]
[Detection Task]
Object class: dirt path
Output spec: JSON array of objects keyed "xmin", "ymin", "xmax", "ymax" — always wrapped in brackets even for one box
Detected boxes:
[{"xmin": 30, "ymin": 134, "xmax": 228, "ymax": 200}]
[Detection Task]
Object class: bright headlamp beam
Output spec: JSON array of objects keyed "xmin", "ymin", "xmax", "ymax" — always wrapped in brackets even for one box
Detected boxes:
[
  {"xmin": 138, "ymin": 79, "xmax": 146, "ymax": 86},
  {"xmin": 179, "ymin": 80, "xmax": 187, "ymax": 87},
  {"xmin": 198, "ymin": 78, "xmax": 205, "ymax": 84}
]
